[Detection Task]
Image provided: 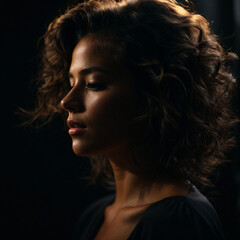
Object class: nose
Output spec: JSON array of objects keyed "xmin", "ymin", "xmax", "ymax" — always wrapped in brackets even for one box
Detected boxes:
[{"xmin": 60, "ymin": 88, "xmax": 85, "ymax": 113}]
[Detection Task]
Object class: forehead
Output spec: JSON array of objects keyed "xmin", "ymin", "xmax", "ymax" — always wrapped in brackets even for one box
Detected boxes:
[{"xmin": 70, "ymin": 35, "xmax": 126, "ymax": 75}]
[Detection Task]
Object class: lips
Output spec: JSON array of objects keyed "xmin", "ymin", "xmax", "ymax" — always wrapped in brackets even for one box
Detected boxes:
[{"xmin": 67, "ymin": 120, "xmax": 87, "ymax": 135}]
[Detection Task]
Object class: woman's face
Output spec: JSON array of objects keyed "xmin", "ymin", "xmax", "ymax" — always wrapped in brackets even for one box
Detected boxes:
[{"xmin": 61, "ymin": 36, "xmax": 136, "ymax": 157}]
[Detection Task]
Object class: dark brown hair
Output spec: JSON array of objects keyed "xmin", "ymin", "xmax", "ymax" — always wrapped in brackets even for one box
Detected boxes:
[{"xmin": 25, "ymin": 0, "xmax": 239, "ymax": 190}]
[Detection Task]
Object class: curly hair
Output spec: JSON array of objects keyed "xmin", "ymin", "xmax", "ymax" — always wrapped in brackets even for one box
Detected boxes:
[{"xmin": 26, "ymin": 0, "xmax": 239, "ymax": 190}]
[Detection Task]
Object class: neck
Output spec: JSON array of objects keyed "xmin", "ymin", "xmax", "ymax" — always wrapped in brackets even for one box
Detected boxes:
[
  {"xmin": 110, "ymin": 161, "xmax": 149, "ymax": 206},
  {"xmin": 106, "ymin": 149, "xmax": 190, "ymax": 209}
]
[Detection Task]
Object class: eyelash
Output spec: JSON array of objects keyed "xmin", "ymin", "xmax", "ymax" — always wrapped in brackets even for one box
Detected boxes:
[
  {"xmin": 69, "ymin": 81, "xmax": 106, "ymax": 91},
  {"xmin": 85, "ymin": 82, "xmax": 106, "ymax": 91}
]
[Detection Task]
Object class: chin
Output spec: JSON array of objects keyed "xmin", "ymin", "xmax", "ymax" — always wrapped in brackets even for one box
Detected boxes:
[
  {"xmin": 72, "ymin": 144, "xmax": 91, "ymax": 157},
  {"xmin": 72, "ymin": 139, "xmax": 98, "ymax": 157}
]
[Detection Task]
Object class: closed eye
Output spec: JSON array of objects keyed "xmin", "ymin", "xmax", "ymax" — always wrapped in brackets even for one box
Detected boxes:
[{"xmin": 85, "ymin": 82, "xmax": 107, "ymax": 91}]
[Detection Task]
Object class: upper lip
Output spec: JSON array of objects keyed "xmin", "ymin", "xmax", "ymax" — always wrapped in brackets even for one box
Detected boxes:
[{"xmin": 67, "ymin": 119, "xmax": 86, "ymax": 128}]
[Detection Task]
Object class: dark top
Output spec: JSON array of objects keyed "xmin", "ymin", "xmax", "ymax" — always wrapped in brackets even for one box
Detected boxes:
[{"xmin": 73, "ymin": 184, "xmax": 225, "ymax": 240}]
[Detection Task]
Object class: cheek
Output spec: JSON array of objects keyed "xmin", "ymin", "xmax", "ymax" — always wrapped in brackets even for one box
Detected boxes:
[
  {"xmin": 87, "ymin": 91, "xmax": 134, "ymax": 144},
  {"xmin": 89, "ymin": 92, "xmax": 131, "ymax": 126}
]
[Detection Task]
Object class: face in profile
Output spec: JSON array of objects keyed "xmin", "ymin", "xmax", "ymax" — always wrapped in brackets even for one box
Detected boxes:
[{"xmin": 61, "ymin": 36, "xmax": 136, "ymax": 158}]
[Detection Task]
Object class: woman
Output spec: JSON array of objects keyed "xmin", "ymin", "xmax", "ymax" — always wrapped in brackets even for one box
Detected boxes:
[{"xmin": 27, "ymin": 0, "xmax": 238, "ymax": 239}]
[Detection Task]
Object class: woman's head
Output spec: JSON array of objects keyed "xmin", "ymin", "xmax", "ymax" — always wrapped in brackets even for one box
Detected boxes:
[
  {"xmin": 29, "ymin": 0, "xmax": 238, "ymax": 189},
  {"xmin": 61, "ymin": 35, "xmax": 137, "ymax": 159}
]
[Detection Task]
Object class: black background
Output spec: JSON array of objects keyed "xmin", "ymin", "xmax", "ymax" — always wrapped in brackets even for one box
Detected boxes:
[{"xmin": 3, "ymin": 0, "xmax": 240, "ymax": 239}]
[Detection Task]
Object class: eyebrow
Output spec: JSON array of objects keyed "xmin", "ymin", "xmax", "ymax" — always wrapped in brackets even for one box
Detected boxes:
[{"xmin": 68, "ymin": 66, "xmax": 112, "ymax": 78}]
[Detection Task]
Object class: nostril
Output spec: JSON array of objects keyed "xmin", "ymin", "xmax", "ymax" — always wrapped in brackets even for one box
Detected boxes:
[
  {"xmin": 61, "ymin": 99, "xmax": 74, "ymax": 112},
  {"xmin": 60, "ymin": 95, "xmax": 85, "ymax": 113},
  {"xmin": 61, "ymin": 96, "xmax": 74, "ymax": 112},
  {"xmin": 60, "ymin": 98, "xmax": 68, "ymax": 111}
]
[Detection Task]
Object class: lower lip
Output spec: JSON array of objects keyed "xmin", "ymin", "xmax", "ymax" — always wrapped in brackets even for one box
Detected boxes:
[{"xmin": 68, "ymin": 128, "xmax": 86, "ymax": 135}]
